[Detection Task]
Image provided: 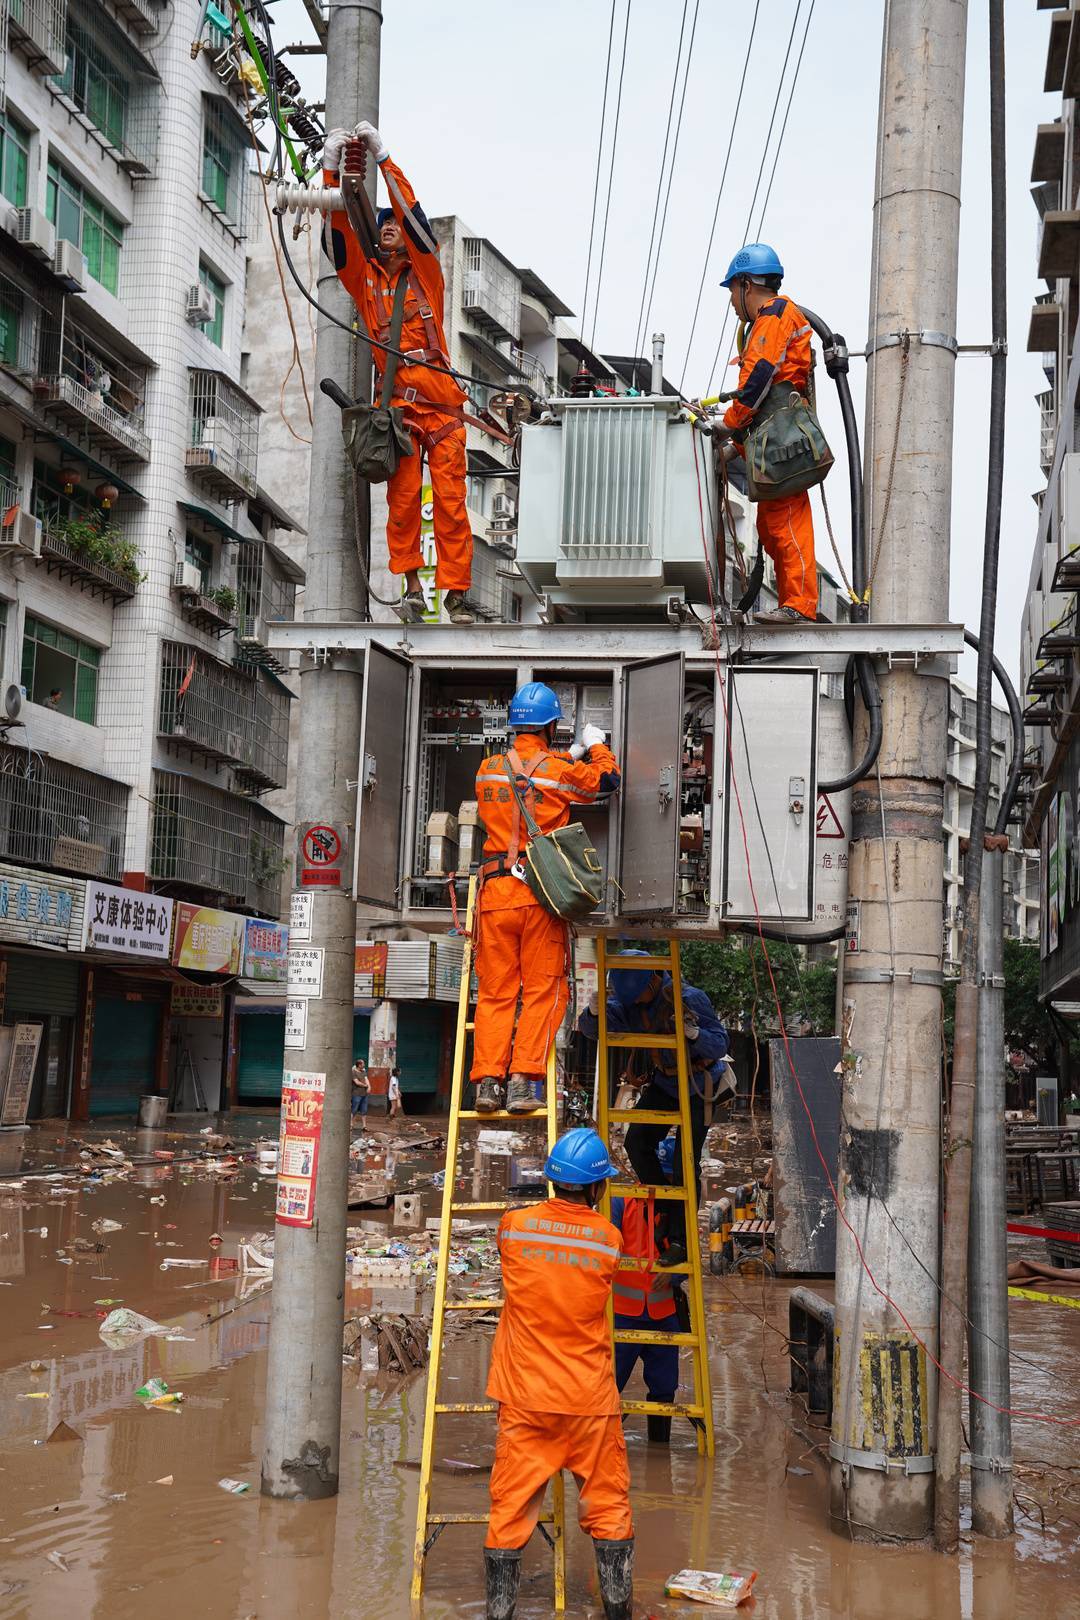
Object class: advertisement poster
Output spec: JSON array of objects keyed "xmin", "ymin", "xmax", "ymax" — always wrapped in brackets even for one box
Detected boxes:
[
  {"xmin": 243, "ymin": 919, "xmax": 288, "ymax": 982},
  {"xmin": 84, "ymin": 881, "xmax": 173, "ymax": 960},
  {"xmin": 0, "ymin": 1022, "xmax": 44, "ymax": 1128},
  {"xmin": 354, "ymin": 941, "xmax": 388, "ymax": 999},
  {"xmin": 276, "ymin": 1070, "xmax": 326, "ymax": 1227},
  {"xmin": 417, "ymin": 485, "xmax": 442, "ymax": 622},
  {"xmin": 170, "ymin": 982, "xmax": 224, "ymax": 1018},
  {"xmin": 172, "ymin": 904, "xmax": 245, "ymax": 974}
]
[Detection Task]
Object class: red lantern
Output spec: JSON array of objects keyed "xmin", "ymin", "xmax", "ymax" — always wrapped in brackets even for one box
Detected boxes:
[
  {"xmin": 59, "ymin": 466, "xmax": 81, "ymax": 495},
  {"xmin": 95, "ymin": 482, "xmax": 119, "ymax": 509}
]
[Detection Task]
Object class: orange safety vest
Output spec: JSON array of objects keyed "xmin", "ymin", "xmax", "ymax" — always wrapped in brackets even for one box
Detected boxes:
[{"xmin": 611, "ymin": 1200, "xmax": 677, "ymax": 1322}]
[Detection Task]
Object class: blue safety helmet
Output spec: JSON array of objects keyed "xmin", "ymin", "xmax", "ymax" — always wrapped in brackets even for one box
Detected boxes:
[
  {"xmin": 508, "ymin": 681, "xmax": 561, "ymax": 729},
  {"xmin": 720, "ymin": 242, "xmax": 784, "ymax": 289},
  {"xmin": 544, "ymin": 1127, "xmax": 617, "ymax": 1186},
  {"xmin": 607, "ymin": 950, "xmax": 658, "ymax": 1011},
  {"xmin": 376, "ymin": 207, "xmax": 394, "ymax": 230}
]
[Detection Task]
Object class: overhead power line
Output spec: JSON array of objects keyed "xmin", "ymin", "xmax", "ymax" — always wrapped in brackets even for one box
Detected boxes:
[
  {"xmin": 588, "ymin": 0, "xmax": 633, "ymax": 351},
  {"xmin": 638, "ymin": 0, "xmax": 702, "ymax": 361},
  {"xmin": 631, "ymin": 0, "xmax": 694, "ymax": 363},
  {"xmin": 580, "ymin": 0, "xmax": 619, "ymax": 339}
]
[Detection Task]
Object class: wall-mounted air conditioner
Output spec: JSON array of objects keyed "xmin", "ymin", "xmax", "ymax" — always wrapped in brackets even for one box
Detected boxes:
[
  {"xmin": 0, "ymin": 512, "xmax": 42, "ymax": 556},
  {"xmin": 492, "ymin": 492, "xmax": 516, "ymax": 518},
  {"xmin": 186, "ymin": 283, "xmax": 215, "ymax": 326},
  {"xmin": 13, "ymin": 208, "xmax": 55, "ymax": 260},
  {"xmin": 53, "ymin": 239, "xmax": 86, "ymax": 293},
  {"xmin": 174, "ymin": 560, "xmax": 203, "ymax": 592}
]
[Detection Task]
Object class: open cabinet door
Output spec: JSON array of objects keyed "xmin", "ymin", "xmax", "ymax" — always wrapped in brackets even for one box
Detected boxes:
[
  {"xmin": 618, "ymin": 652, "xmax": 684, "ymax": 914},
  {"xmin": 353, "ymin": 644, "xmax": 411, "ymax": 908}
]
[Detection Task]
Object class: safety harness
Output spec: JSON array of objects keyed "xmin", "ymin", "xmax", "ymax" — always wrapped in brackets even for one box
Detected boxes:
[{"xmin": 476, "ymin": 747, "xmax": 547, "ymax": 889}]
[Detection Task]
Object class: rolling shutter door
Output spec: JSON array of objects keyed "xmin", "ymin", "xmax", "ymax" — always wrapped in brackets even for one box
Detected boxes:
[
  {"xmin": 237, "ymin": 1015, "xmax": 285, "ymax": 1101},
  {"xmin": 393, "ymin": 1003, "xmax": 443, "ymax": 1092},
  {"xmin": 5, "ymin": 954, "xmax": 80, "ymax": 1018},
  {"xmin": 90, "ymin": 999, "xmax": 161, "ymax": 1116}
]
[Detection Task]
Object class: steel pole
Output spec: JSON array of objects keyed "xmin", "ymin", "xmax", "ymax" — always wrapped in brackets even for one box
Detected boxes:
[
  {"xmin": 830, "ymin": 0, "xmax": 967, "ymax": 1541},
  {"xmin": 261, "ymin": 0, "xmax": 381, "ymax": 1501},
  {"xmin": 968, "ymin": 843, "xmax": 1014, "ymax": 1536},
  {"xmin": 651, "ymin": 332, "xmax": 664, "ymax": 395}
]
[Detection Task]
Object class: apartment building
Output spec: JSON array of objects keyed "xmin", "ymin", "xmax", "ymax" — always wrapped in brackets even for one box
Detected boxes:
[{"xmin": 0, "ymin": 0, "xmax": 304, "ymax": 1122}]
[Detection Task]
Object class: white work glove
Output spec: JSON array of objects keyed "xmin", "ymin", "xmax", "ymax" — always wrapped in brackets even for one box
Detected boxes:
[
  {"xmin": 587, "ymin": 990, "xmax": 600, "ymax": 1016},
  {"xmin": 683, "ymin": 1019, "xmax": 700, "ymax": 1043},
  {"xmin": 321, "ymin": 128, "xmax": 350, "ymax": 172},
  {"xmin": 582, "ymin": 723, "xmax": 606, "ymax": 750},
  {"xmin": 568, "ymin": 742, "xmax": 586, "ymax": 761},
  {"xmin": 354, "ymin": 120, "xmax": 389, "ymax": 162}
]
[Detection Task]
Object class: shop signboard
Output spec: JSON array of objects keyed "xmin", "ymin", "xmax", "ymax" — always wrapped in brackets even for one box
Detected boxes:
[
  {"xmin": 354, "ymin": 941, "xmax": 388, "ymax": 999},
  {"xmin": 172, "ymin": 904, "xmax": 245, "ymax": 974},
  {"xmin": 243, "ymin": 919, "xmax": 289, "ymax": 982},
  {"xmin": 170, "ymin": 982, "xmax": 224, "ymax": 1018},
  {"xmin": 83, "ymin": 880, "xmax": 174, "ymax": 960},
  {"xmin": 0, "ymin": 862, "xmax": 83, "ymax": 952}
]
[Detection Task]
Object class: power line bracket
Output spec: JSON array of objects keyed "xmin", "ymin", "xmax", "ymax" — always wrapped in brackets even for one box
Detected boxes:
[
  {"xmin": 977, "ymin": 973, "xmax": 1007, "ymax": 990},
  {"xmin": 966, "ymin": 1451, "xmax": 1014, "ymax": 1475},
  {"xmin": 865, "ymin": 330, "xmax": 958, "ymax": 358},
  {"xmin": 829, "ymin": 1439, "xmax": 935, "ymax": 1477},
  {"xmin": 843, "ymin": 967, "xmax": 945, "ymax": 989}
]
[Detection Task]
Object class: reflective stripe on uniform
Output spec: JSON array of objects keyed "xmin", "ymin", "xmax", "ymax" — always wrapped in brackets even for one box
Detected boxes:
[{"xmin": 500, "ymin": 1229, "xmax": 620, "ymax": 1261}]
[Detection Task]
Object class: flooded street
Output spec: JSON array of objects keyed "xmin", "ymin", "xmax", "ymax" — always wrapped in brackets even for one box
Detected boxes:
[{"xmin": 0, "ymin": 1115, "xmax": 1078, "ymax": 1620}]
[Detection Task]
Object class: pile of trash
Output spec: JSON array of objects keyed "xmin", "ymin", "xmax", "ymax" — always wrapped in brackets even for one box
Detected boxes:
[{"xmin": 343, "ymin": 1311, "xmax": 427, "ymax": 1374}]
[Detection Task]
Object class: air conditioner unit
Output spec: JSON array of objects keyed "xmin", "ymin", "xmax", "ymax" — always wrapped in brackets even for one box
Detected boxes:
[
  {"xmin": 186, "ymin": 282, "xmax": 215, "ymax": 326},
  {"xmin": 13, "ymin": 208, "xmax": 55, "ymax": 261},
  {"xmin": 174, "ymin": 560, "xmax": 203, "ymax": 592},
  {"xmin": 492, "ymin": 492, "xmax": 516, "ymax": 518},
  {"xmin": 0, "ymin": 512, "xmax": 42, "ymax": 557},
  {"xmin": 53, "ymin": 239, "xmax": 86, "ymax": 293}
]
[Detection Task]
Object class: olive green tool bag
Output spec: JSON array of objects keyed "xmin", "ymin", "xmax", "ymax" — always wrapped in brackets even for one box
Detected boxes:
[
  {"xmin": 340, "ymin": 275, "xmax": 414, "ymax": 484},
  {"xmin": 503, "ymin": 752, "xmax": 604, "ymax": 922},
  {"xmin": 744, "ymin": 381, "xmax": 834, "ymax": 503}
]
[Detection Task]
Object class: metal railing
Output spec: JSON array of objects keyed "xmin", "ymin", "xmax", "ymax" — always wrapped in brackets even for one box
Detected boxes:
[
  {"xmin": 0, "ymin": 267, "xmax": 53, "ymax": 379},
  {"xmin": 149, "ymin": 768, "xmax": 284, "ymax": 916},
  {"xmin": 509, "ymin": 345, "xmax": 549, "ymax": 391},
  {"xmin": 241, "ymin": 678, "xmax": 289, "ymax": 790},
  {"xmin": 235, "ymin": 543, "xmax": 296, "ymax": 641},
  {"xmin": 39, "ymin": 525, "xmax": 138, "ymax": 600},
  {"xmin": 185, "ymin": 368, "xmax": 258, "ymax": 497},
  {"xmin": 8, "ymin": 0, "xmax": 65, "ymax": 69},
  {"xmin": 462, "ymin": 238, "xmax": 520, "ymax": 341},
  {"xmin": 0, "ymin": 738, "xmax": 128, "ymax": 879},
  {"xmin": 158, "ymin": 640, "xmax": 255, "ymax": 765},
  {"xmin": 1039, "ymin": 390, "xmax": 1056, "ymax": 475},
  {"xmin": 36, "ymin": 318, "xmax": 151, "ymax": 460}
]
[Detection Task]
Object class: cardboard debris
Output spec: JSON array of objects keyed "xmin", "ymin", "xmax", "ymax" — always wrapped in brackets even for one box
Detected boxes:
[{"xmin": 343, "ymin": 1312, "xmax": 427, "ymax": 1374}]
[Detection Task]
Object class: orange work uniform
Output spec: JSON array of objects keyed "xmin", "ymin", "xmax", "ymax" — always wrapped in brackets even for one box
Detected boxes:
[
  {"xmin": 486, "ymin": 1197, "xmax": 633, "ymax": 1549},
  {"xmin": 724, "ymin": 295, "xmax": 818, "ymax": 620},
  {"xmin": 323, "ymin": 156, "xmax": 472, "ymax": 592},
  {"xmin": 471, "ymin": 732, "xmax": 621, "ymax": 1081}
]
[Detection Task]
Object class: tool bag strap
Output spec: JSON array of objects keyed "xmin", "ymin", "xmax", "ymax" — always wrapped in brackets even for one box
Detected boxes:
[
  {"xmin": 503, "ymin": 747, "xmax": 547, "ymax": 866},
  {"xmin": 378, "ymin": 273, "xmax": 410, "ymax": 410}
]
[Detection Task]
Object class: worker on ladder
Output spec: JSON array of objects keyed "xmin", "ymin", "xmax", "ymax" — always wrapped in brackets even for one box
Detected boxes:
[
  {"xmin": 610, "ymin": 1192, "xmax": 681, "ymax": 1443},
  {"xmin": 579, "ymin": 953, "xmax": 730, "ymax": 1265},
  {"xmin": 720, "ymin": 242, "xmax": 818, "ymax": 624},
  {"xmin": 321, "ymin": 120, "xmax": 475, "ymax": 625},
  {"xmin": 471, "ymin": 683, "xmax": 620, "ymax": 1117},
  {"xmin": 484, "ymin": 1128, "xmax": 634, "ymax": 1620}
]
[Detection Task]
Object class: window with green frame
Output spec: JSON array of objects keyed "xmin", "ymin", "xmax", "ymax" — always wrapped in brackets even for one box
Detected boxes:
[
  {"xmin": 54, "ymin": 16, "xmax": 130, "ymax": 153},
  {"xmin": 45, "ymin": 159, "xmax": 124, "ymax": 295},
  {"xmin": 201, "ymin": 99, "xmax": 243, "ymax": 225},
  {"xmin": 0, "ymin": 282, "xmax": 24, "ymax": 371},
  {"xmin": 0, "ymin": 437, "xmax": 18, "ymax": 507},
  {"xmin": 32, "ymin": 459, "xmax": 96, "ymax": 529},
  {"xmin": 0, "ymin": 112, "xmax": 29, "ymax": 208},
  {"xmin": 198, "ymin": 261, "xmax": 226, "ymax": 348},
  {"xmin": 21, "ymin": 614, "xmax": 101, "ymax": 723},
  {"xmin": 184, "ymin": 532, "xmax": 213, "ymax": 591}
]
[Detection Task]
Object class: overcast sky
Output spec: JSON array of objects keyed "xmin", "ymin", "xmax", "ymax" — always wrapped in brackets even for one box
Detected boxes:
[{"xmin": 273, "ymin": 0, "xmax": 1051, "ymax": 683}]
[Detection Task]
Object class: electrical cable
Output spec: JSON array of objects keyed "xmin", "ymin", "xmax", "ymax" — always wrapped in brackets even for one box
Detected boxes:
[
  {"xmin": 581, "ymin": 0, "xmax": 619, "ymax": 348},
  {"xmin": 678, "ymin": 0, "xmax": 761, "ymax": 393},
  {"xmin": 750, "ymin": 0, "xmax": 816, "ymax": 241},
  {"xmin": 588, "ymin": 0, "xmax": 633, "ymax": 352},
  {"xmin": 631, "ymin": 0, "xmax": 689, "ymax": 363}
]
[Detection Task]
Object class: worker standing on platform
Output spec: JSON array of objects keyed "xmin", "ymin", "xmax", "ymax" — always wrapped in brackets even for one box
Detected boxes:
[
  {"xmin": 610, "ymin": 1193, "xmax": 680, "ymax": 1443},
  {"xmin": 322, "ymin": 121, "xmax": 475, "ymax": 625},
  {"xmin": 720, "ymin": 243, "xmax": 818, "ymax": 624},
  {"xmin": 484, "ymin": 1128, "xmax": 634, "ymax": 1620},
  {"xmin": 471, "ymin": 684, "xmax": 620, "ymax": 1118},
  {"xmin": 579, "ymin": 954, "xmax": 730, "ymax": 1265}
]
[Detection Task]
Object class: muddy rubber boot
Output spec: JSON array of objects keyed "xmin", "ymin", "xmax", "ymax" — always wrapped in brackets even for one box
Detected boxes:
[
  {"xmin": 594, "ymin": 1536, "xmax": 634, "ymax": 1619},
  {"xmin": 484, "ymin": 1548, "xmax": 521, "ymax": 1620},
  {"xmin": 474, "ymin": 1078, "xmax": 504, "ymax": 1115},
  {"xmin": 506, "ymin": 1075, "xmax": 544, "ymax": 1115},
  {"xmin": 647, "ymin": 1414, "xmax": 672, "ymax": 1444}
]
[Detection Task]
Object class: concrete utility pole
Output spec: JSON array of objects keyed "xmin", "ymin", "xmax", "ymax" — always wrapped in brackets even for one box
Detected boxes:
[
  {"xmin": 261, "ymin": 0, "xmax": 382, "ymax": 1501},
  {"xmin": 830, "ymin": 0, "xmax": 967, "ymax": 1541}
]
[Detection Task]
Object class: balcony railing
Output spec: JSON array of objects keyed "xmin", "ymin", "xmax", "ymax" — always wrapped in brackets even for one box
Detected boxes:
[
  {"xmin": 149, "ymin": 768, "xmax": 284, "ymax": 917},
  {"xmin": 185, "ymin": 368, "xmax": 259, "ymax": 499},
  {"xmin": 158, "ymin": 640, "xmax": 255, "ymax": 767},
  {"xmin": 0, "ymin": 268, "xmax": 54, "ymax": 382},
  {"xmin": 235, "ymin": 542, "xmax": 297, "ymax": 671},
  {"xmin": 0, "ymin": 739, "xmax": 128, "ymax": 879},
  {"xmin": 509, "ymin": 345, "xmax": 549, "ymax": 392},
  {"xmin": 172, "ymin": 584, "xmax": 235, "ymax": 638},
  {"xmin": 8, "ymin": 0, "xmax": 66, "ymax": 73},
  {"xmin": 235, "ymin": 677, "xmax": 290, "ymax": 793},
  {"xmin": 462, "ymin": 238, "xmax": 520, "ymax": 342},
  {"xmin": 38, "ymin": 523, "xmax": 138, "ymax": 603},
  {"xmin": 35, "ymin": 320, "xmax": 151, "ymax": 463}
]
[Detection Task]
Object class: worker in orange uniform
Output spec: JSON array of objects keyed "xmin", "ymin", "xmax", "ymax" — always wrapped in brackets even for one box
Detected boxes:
[
  {"xmin": 610, "ymin": 1193, "xmax": 681, "ymax": 1444},
  {"xmin": 485, "ymin": 1127, "xmax": 633, "ymax": 1620},
  {"xmin": 720, "ymin": 243, "xmax": 817, "ymax": 624},
  {"xmin": 322, "ymin": 121, "xmax": 475, "ymax": 625},
  {"xmin": 472, "ymin": 683, "xmax": 620, "ymax": 1117}
]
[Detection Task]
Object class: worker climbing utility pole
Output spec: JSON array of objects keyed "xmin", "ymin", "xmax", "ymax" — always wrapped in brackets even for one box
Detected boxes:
[
  {"xmin": 831, "ymin": 0, "xmax": 967, "ymax": 1541},
  {"xmin": 261, "ymin": 0, "xmax": 382, "ymax": 1501}
]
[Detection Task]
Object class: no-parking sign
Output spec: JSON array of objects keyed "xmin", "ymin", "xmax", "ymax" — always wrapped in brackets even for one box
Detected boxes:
[{"xmin": 296, "ymin": 820, "xmax": 350, "ymax": 889}]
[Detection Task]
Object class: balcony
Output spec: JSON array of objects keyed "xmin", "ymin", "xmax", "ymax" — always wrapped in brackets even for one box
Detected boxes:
[
  {"xmin": 1032, "ymin": 122, "xmax": 1065, "ymax": 186},
  {"xmin": 0, "ymin": 268, "xmax": 56, "ymax": 383},
  {"xmin": 185, "ymin": 369, "xmax": 259, "ymax": 500},
  {"xmin": 234, "ymin": 540, "xmax": 300, "ymax": 673},
  {"xmin": 462, "ymin": 238, "xmax": 521, "ymax": 343},
  {"xmin": 1039, "ymin": 388, "xmax": 1056, "ymax": 475},
  {"xmin": 8, "ymin": 0, "xmax": 67, "ymax": 75},
  {"xmin": 509, "ymin": 345, "xmax": 550, "ymax": 393},
  {"xmin": 108, "ymin": 0, "xmax": 158, "ymax": 36},
  {"xmin": 172, "ymin": 582, "xmax": 236, "ymax": 638},
  {"xmin": 149, "ymin": 769, "xmax": 284, "ymax": 917},
  {"xmin": 35, "ymin": 322, "xmax": 151, "ymax": 463},
  {"xmin": 1038, "ymin": 211, "xmax": 1080, "ymax": 282},
  {"xmin": 37, "ymin": 519, "xmax": 139, "ymax": 603},
  {"xmin": 234, "ymin": 675, "xmax": 291, "ymax": 793},
  {"xmin": 0, "ymin": 739, "xmax": 128, "ymax": 879},
  {"xmin": 1046, "ymin": 7, "xmax": 1070, "ymax": 93},
  {"xmin": 157, "ymin": 640, "xmax": 256, "ymax": 768}
]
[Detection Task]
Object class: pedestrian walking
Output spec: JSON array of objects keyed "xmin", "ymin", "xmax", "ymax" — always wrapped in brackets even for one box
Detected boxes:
[
  {"xmin": 388, "ymin": 1065, "xmax": 403, "ymax": 1118},
  {"xmin": 351, "ymin": 1057, "xmax": 370, "ymax": 1124}
]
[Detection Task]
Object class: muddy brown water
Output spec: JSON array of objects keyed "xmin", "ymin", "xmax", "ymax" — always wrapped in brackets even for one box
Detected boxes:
[{"xmin": 0, "ymin": 1115, "xmax": 1078, "ymax": 1618}]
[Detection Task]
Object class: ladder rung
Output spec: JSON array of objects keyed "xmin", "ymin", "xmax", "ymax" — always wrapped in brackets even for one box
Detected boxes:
[
  {"xmin": 464, "ymin": 1023, "xmax": 475, "ymax": 1031},
  {"xmin": 620, "ymin": 1399, "xmax": 705, "ymax": 1418},
  {"xmin": 444, "ymin": 1298, "xmax": 504, "ymax": 1310},
  {"xmin": 451, "ymin": 1200, "xmax": 516, "ymax": 1212},
  {"xmin": 605, "ymin": 954, "xmax": 675, "ymax": 970},
  {"xmin": 613, "ymin": 1329, "xmax": 698, "ymax": 1346},
  {"xmin": 603, "ymin": 1033, "xmax": 678, "ymax": 1050},
  {"xmin": 426, "ymin": 1511, "xmax": 557, "ymax": 1527},
  {"xmin": 457, "ymin": 1110, "xmax": 551, "ymax": 1121},
  {"xmin": 616, "ymin": 1258, "xmax": 691, "ymax": 1273},
  {"xmin": 608, "ymin": 1182, "xmax": 687, "ymax": 1201},
  {"xmin": 608, "ymin": 1109, "xmax": 681, "ymax": 1125},
  {"xmin": 434, "ymin": 1402, "xmax": 497, "ymax": 1414}
]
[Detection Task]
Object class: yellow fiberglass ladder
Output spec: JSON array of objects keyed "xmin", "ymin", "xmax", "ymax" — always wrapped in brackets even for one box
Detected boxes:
[
  {"xmin": 594, "ymin": 935, "xmax": 715, "ymax": 1458},
  {"xmin": 411, "ymin": 878, "xmax": 566, "ymax": 1609}
]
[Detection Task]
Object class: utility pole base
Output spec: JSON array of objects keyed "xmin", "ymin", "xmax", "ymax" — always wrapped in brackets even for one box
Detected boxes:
[{"xmin": 829, "ymin": 1466, "xmax": 934, "ymax": 1543}]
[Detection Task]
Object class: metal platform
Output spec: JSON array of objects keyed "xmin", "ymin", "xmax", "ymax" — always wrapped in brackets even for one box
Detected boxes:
[{"xmin": 267, "ymin": 618, "xmax": 965, "ymax": 670}]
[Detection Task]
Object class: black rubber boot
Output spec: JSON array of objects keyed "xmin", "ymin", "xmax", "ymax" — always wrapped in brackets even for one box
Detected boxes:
[
  {"xmin": 484, "ymin": 1548, "xmax": 522, "ymax": 1620},
  {"xmin": 647, "ymin": 1414, "xmax": 672, "ymax": 1444},
  {"xmin": 594, "ymin": 1536, "xmax": 634, "ymax": 1619}
]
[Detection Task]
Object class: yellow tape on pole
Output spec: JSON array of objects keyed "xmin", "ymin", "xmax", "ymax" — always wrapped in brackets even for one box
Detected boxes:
[{"xmin": 1007, "ymin": 1287, "xmax": 1080, "ymax": 1311}]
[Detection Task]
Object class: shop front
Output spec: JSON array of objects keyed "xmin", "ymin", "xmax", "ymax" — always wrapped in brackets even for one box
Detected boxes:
[
  {"xmin": 80, "ymin": 881, "xmax": 176, "ymax": 1119},
  {"xmin": 0, "ymin": 863, "xmax": 86, "ymax": 1121}
]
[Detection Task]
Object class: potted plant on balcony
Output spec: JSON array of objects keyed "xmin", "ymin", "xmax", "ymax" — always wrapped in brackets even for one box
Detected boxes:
[
  {"xmin": 51, "ymin": 515, "xmax": 145, "ymax": 585},
  {"xmin": 208, "ymin": 585, "xmax": 237, "ymax": 617}
]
